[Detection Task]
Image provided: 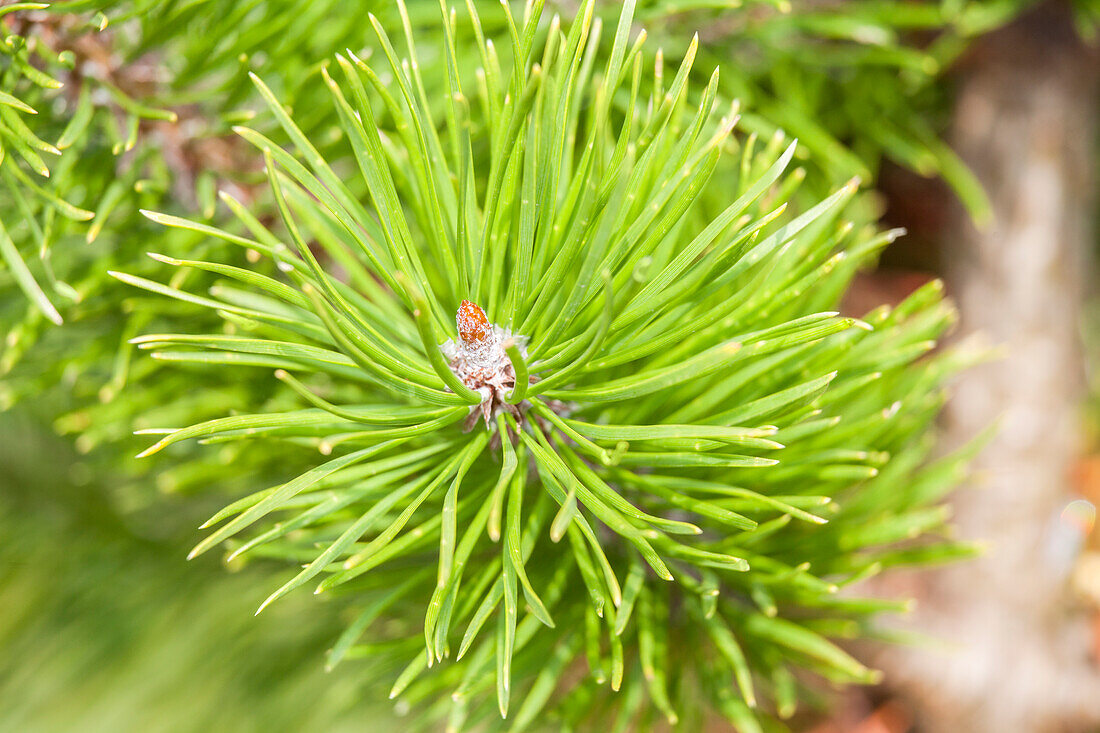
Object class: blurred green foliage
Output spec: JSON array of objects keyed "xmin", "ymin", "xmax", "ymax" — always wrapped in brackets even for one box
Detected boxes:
[{"xmin": 0, "ymin": 407, "xmax": 408, "ymax": 733}]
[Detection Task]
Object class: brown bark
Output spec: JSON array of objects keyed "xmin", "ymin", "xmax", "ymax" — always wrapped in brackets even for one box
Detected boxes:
[{"xmin": 874, "ymin": 3, "xmax": 1100, "ymax": 731}]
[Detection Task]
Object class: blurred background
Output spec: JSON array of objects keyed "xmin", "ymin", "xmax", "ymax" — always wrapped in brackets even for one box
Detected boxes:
[{"xmin": 2, "ymin": 1, "xmax": 1100, "ymax": 731}]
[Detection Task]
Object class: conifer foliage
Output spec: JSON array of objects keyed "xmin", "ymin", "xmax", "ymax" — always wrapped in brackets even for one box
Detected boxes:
[
  {"xmin": 110, "ymin": 2, "xmax": 979, "ymax": 728},
  {"xmin": 0, "ymin": 1, "xmax": 1001, "ymax": 730}
]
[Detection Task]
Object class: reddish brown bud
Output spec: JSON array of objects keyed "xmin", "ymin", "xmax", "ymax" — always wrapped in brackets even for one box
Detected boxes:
[{"xmin": 457, "ymin": 300, "xmax": 491, "ymax": 344}]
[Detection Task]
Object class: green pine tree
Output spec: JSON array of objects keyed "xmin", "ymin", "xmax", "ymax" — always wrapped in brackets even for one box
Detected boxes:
[
  {"xmin": 0, "ymin": 1, "xmax": 1037, "ymax": 731},
  {"xmin": 112, "ymin": 3, "xmax": 983, "ymax": 728}
]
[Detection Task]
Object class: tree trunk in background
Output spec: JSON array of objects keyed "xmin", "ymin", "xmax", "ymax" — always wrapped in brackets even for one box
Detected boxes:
[{"xmin": 875, "ymin": 4, "xmax": 1100, "ymax": 731}]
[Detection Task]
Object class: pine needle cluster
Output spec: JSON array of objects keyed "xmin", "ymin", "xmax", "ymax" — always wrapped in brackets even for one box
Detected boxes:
[{"xmin": 99, "ymin": 3, "xmax": 985, "ymax": 728}]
